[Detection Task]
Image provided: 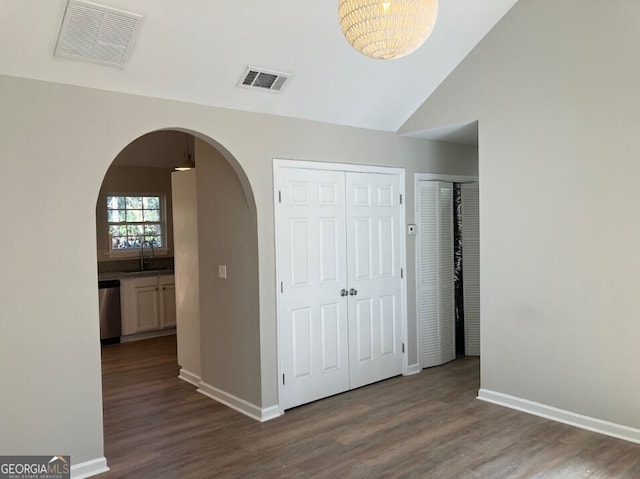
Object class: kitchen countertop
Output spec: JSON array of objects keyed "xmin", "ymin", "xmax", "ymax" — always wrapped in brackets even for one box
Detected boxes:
[{"xmin": 98, "ymin": 269, "xmax": 174, "ymax": 281}]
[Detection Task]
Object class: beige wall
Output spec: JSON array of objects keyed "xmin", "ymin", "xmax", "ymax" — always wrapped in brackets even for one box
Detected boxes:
[
  {"xmin": 196, "ymin": 140, "xmax": 261, "ymax": 404},
  {"xmin": 401, "ymin": 0, "xmax": 640, "ymax": 430},
  {"xmin": 171, "ymin": 168, "xmax": 201, "ymax": 382},
  {"xmin": 0, "ymin": 73, "xmax": 476, "ymax": 468},
  {"xmin": 96, "ymin": 164, "xmax": 174, "ymax": 260},
  {"xmin": 110, "ymin": 130, "xmax": 192, "ymax": 170}
]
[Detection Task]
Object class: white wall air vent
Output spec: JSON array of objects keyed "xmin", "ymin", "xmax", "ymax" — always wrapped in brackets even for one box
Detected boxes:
[
  {"xmin": 54, "ymin": 0, "xmax": 142, "ymax": 68},
  {"xmin": 238, "ymin": 66, "xmax": 293, "ymax": 93}
]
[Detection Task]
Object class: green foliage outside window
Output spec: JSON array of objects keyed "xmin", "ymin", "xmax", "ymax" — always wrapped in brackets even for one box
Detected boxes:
[{"xmin": 107, "ymin": 195, "xmax": 163, "ymax": 249}]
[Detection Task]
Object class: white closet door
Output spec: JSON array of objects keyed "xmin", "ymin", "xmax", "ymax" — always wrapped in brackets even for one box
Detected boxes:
[
  {"xmin": 346, "ymin": 172, "xmax": 404, "ymax": 388},
  {"xmin": 461, "ymin": 182, "xmax": 480, "ymax": 356},
  {"xmin": 418, "ymin": 181, "xmax": 455, "ymax": 368},
  {"xmin": 277, "ymin": 168, "xmax": 349, "ymax": 409}
]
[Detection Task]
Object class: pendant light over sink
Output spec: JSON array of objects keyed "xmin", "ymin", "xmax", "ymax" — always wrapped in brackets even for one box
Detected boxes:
[
  {"xmin": 338, "ymin": 0, "xmax": 438, "ymax": 60},
  {"xmin": 175, "ymin": 133, "xmax": 195, "ymax": 171}
]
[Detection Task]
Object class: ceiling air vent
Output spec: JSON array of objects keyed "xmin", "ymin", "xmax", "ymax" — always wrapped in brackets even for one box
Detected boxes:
[
  {"xmin": 54, "ymin": 0, "xmax": 142, "ymax": 68},
  {"xmin": 238, "ymin": 66, "xmax": 292, "ymax": 93}
]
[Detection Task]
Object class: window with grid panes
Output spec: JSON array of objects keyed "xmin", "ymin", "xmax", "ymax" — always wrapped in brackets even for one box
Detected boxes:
[{"xmin": 107, "ymin": 195, "xmax": 163, "ymax": 250}]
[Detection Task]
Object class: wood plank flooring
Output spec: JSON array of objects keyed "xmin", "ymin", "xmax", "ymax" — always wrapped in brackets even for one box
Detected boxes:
[{"xmin": 100, "ymin": 336, "xmax": 640, "ymax": 478}]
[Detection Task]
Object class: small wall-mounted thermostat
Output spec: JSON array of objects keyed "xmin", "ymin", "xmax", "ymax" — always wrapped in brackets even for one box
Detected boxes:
[
  {"xmin": 218, "ymin": 265, "xmax": 227, "ymax": 279},
  {"xmin": 407, "ymin": 224, "xmax": 416, "ymax": 235}
]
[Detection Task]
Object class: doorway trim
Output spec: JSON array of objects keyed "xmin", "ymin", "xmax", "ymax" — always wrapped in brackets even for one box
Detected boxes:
[
  {"xmin": 414, "ymin": 172, "xmax": 479, "ymax": 369},
  {"xmin": 274, "ymin": 159, "xmax": 408, "ymax": 416}
]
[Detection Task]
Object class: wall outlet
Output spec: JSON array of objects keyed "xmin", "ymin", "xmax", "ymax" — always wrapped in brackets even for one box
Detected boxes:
[
  {"xmin": 407, "ymin": 224, "xmax": 416, "ymax": 235},
  {"xmin": 218, "ymin": 265, "xmax": 227, "ymax": 279}
]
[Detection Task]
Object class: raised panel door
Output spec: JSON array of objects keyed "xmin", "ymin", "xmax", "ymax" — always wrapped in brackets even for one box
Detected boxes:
[
  {"xmin": 277, "ymin": 167, "xmax": 349, "ymax": 409},
  {"xmin": 346, "ymin": 172, "xmax": 403, "ymax": 389}
]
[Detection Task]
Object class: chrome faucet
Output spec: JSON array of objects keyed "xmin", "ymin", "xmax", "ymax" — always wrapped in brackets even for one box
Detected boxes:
[{"xmin": 140, "ymin": 240, "xmax": 155, "ymax": 271}]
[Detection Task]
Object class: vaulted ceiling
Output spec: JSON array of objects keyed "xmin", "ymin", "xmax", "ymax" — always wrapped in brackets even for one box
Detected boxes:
[{"xmin": 0, "ymin": 0, "xmax": 518, "ymax": 135}]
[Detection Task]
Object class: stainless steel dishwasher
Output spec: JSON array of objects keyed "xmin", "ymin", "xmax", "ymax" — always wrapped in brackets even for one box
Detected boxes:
[{"xmin": 98, "ymin": 279, "xmax": 121, "ymax": 344}]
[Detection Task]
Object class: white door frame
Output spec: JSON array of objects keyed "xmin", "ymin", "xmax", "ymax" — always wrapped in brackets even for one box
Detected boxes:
[
  {"xmin": 274, "ymin": 159, "xmax": 408, "ymax": 415},
  {"xmin": 414, "ymin": 173, "xmax": 478, "ymax": 369}
]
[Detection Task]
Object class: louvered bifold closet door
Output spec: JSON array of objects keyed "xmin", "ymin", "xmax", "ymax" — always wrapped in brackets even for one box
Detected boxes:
[
  {"xmin": 418, "ymin": 181, "xmax": 455, "ymax": 368},
  {"xmin": 461, "ymin": 182, "xmax": 480, "ymax": 356},
  {"xmin": 438, "ymin": 184, "xmax": 455, "ymax": 364}
]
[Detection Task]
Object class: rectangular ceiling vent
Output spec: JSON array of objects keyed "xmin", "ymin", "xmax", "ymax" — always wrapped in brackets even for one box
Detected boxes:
[
  {"xmin": 54, "ymin": 0, "xmax": 142, "ymax": 68},
  {"xmin": 238, "ymin": 66, "xmax": 293, "ymax": 93}
]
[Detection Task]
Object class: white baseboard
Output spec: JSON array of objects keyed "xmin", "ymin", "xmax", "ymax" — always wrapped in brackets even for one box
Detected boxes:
[
  {"xmin": 405, "ymin": 362, "xmax": 421, "ymax": 375},
  {"xmin": 120, "ymin": 328, "xmax": 176, "ymax": 343},
  {"xmin": 198, "ymin": 381, "xmax": 282, "ymax": 423},
  {"xmin": 478, "ymin": 388, "xmax": 640, "ymax": 445},
  {"xmin": 71, "ymin": 457, "xmax": 109, "ymax": 479},
  {"xmin": 178, "ymin": 368, "xmax": 201, "ymax": 387},
  {"xmin": 261, "ymin": 405, "xmax": 281, "ymax": 422}
]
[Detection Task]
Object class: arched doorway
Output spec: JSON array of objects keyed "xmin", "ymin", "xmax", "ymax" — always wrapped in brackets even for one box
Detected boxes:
[{"xmin": 95, "ymin": 128, "xmax": 261, "ymax": 468}]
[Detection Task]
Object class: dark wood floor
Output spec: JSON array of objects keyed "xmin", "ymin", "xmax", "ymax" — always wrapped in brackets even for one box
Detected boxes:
[{"xmin": 100, "ymin": 336, "xmax": 640, "ymax": 478}]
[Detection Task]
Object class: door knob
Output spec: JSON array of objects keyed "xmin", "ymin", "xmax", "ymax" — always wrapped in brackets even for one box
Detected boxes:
[
  {"xmin": 340, "ymin": 289, "xmax": 348, "ymax": 297},
  {"xmin": 349, "ymin": 288, "xmax": 358, "ymax": 296}
]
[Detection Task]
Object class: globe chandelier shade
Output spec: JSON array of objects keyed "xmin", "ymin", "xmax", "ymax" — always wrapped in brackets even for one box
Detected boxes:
[{"xmin": 338, "ymin": 0, "xmax": 439, "ymax": 60}]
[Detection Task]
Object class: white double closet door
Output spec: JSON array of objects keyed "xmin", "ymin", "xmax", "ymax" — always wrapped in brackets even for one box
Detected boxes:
[{"xmin": 277, "ymin": 164, "xmax": 404, "ymax": 410}]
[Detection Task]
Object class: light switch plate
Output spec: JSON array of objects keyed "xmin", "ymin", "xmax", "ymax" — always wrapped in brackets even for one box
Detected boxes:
[
  {"xmin": 218, "ymin": 265, "xmax": 227, "ymax": 279},
  {"xmin": 407, "ymin": 224, "xmax": 416, "ymax": 235}
]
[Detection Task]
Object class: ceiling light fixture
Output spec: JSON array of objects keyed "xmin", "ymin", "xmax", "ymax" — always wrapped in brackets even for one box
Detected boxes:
[
  {"xmin": 175, "ymin": 133, "xmax": 195, "ymax": 171},
  {"xmin": 338, "ymin": 0, "xmax": 438, "ymax": 60}
]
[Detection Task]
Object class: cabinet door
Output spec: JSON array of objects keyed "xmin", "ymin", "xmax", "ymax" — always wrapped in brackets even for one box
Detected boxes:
[
  {"xmin": 134, "ymin": 281, "xmax": 161, "ymax": 332},
  {"xmin": 159, "ymin": 276, "xmax": 176, "ymax": 328}
]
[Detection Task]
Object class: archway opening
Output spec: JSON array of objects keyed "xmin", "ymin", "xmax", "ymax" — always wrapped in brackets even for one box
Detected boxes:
[{"xmin": 94, "ymin": 128, "xmax": 260, "ymax": 473}]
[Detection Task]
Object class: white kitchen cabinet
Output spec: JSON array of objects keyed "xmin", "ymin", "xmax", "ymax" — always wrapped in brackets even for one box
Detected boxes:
[
  {"xmin": 121, "ymin": 273, "xmax": 176, "ymax": 336},
  {"xmin": 133, "ymin": 277, "xmax": 161, "ymax": 332},
  {"xmin": 158, "ymin": 275, "xmax": 176, "ymax": 329}
]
